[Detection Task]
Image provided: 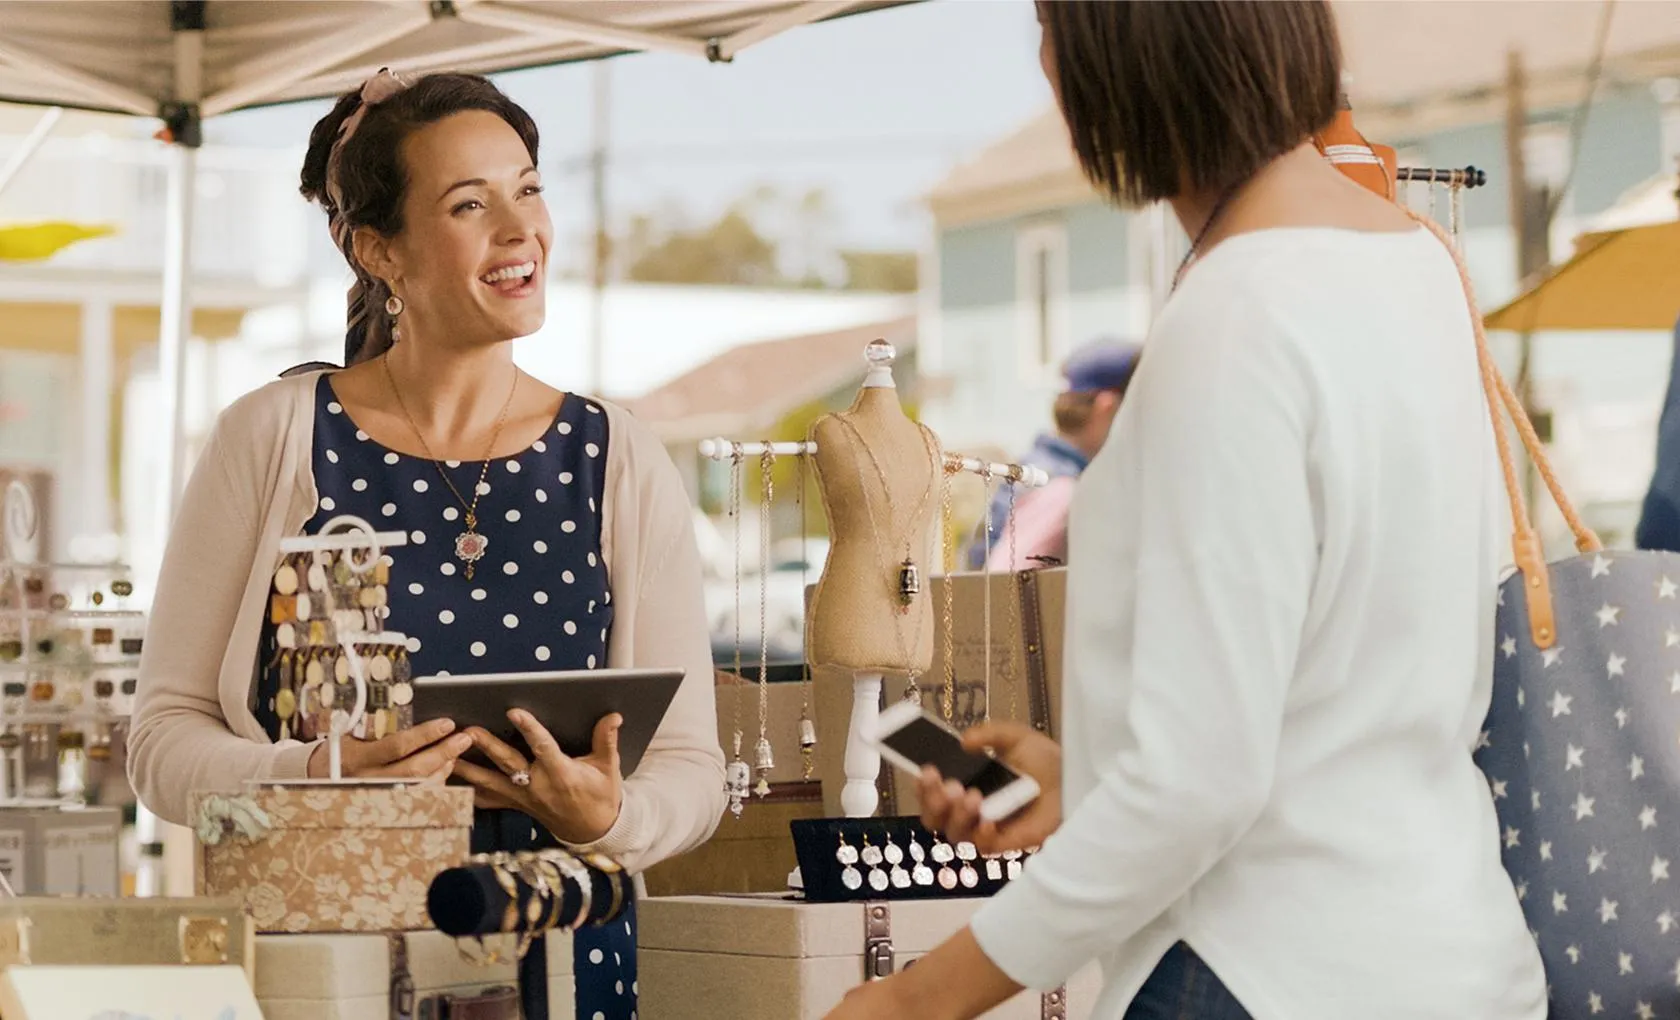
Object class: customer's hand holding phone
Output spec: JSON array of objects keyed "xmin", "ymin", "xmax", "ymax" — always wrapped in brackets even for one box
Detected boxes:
[{"xmin": 918, "ymin": 720, "xmax": 1062, "ymax": 855}]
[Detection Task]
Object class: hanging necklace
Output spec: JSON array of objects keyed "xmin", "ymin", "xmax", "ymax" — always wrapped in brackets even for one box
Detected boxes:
[
  {"xmin": 1170, "ymin": 181, "xmax": 1245, "ymax": 293},
  {"xmin": 383, "ymin": 354, "xmax": 519, "ymax": 580},
  {"xmin": 825, "ymin": 415, "xmax": 943, "ymax": 692},
  {"xmin": 753, "ymin": 447, "xmax": 776, "ymax": 798},
  {"xmin": 794, "ymin": 451, "xmax": 817, "ymax": 779}
]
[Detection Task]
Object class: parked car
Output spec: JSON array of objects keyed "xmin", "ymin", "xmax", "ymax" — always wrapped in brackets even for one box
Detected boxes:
[{"xmin": 706, "ymin": 536, "xmax": 829, "ymax": 666}]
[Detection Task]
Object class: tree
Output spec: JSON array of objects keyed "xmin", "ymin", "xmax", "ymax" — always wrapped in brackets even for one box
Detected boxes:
[
  {"xmin": 839, "ymin": 250, "xmax": 917, "ymax": 292},
  {"xmin": 622, "ymin": 199, "xmax": 781, "ymax": 287}
]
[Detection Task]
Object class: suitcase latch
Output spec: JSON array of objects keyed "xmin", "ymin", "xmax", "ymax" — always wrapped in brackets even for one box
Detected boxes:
[
  {"xmin": 179, "ymin": 916, "xmax": 229, "ymax": 965},
  {"xmin": 863, "ymin": 902, "xmax": 894, "ymax": 980}
]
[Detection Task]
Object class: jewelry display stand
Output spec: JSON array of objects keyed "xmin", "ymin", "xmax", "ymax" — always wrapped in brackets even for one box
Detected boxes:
[
  {"xmin": 0, "ymin": 479, "xmax": 131, "ymax": 896},
  {"xmin": 698, "ymin": 341, "xmax": 1047, "ymax": 821},
  {"xmin": 194, "ymin": 514, "xmax": 477, "ymax": 935}
]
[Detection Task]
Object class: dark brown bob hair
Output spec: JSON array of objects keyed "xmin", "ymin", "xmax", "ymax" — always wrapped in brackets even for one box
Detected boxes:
[{"xmin": 1038, "ymin": 0, "xmax": 1342, "ymax": 206}]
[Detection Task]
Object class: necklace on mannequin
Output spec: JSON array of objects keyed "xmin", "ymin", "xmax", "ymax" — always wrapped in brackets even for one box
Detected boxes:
[
  {"xmin": 829, "ymin": 415, "xmax": 942, "ymax": 691},
  {"xmin": 831, "ymin": 415, "xmax": 941, "ymax": 611}
]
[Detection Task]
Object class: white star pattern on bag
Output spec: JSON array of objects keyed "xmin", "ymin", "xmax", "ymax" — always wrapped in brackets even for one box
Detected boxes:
[{"xmin": 1477, "ymin": 549, "xmax": 1680, "ymax": 1014}]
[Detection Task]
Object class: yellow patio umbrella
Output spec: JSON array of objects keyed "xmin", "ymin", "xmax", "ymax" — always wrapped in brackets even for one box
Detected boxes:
[
  {"xmin": 1485, "ymin": 218, "xmax": 1680, "ymax": 333},
  {"xmin": 0, "ymin": 221, "xmax": 115, "ymax": 262}
]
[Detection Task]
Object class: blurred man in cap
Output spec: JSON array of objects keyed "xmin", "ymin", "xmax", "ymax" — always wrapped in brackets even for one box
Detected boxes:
[{"xmin": 964, "ymin": 338, "xmax": 1141, "ymax": 570}]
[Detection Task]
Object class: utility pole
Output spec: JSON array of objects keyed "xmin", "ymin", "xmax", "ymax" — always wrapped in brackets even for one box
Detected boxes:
[
  {"xmin": 1504, "ymin": 49, "xmax": 1550, "ymax": 513},
  {"xmin": 587, "ymin": 61, "xmax": 610, "ymax": 397}
]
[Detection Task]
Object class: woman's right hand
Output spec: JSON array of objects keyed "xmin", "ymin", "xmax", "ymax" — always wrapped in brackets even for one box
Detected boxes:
[
  {"xmin": 305, "ymin": 717, "xmax": 473, "ymax": 780},
  {"xmin": 917, "ymin": 720, "xmax": 1062, "ymax": 855}
]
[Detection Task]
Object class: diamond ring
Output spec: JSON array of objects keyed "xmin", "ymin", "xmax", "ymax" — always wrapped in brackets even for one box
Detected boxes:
[{"xmin": 510, "ymin": 770, "xmax": 531, "ymax": 787}]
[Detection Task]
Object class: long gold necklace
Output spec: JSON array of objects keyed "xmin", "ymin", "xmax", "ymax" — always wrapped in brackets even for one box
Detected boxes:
[
  {"xmin": 828, "ymin": 414, "xmax": 942, "ymax": 693},
  {"xmin": 383, "ymin": 355, "xmax": 519, "ymax": 581}
]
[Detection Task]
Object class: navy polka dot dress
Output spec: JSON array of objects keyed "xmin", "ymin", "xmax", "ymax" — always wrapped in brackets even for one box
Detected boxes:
[{"xmin": 256, "ymin": 374, "xmax": 637, "ymax": 1020}]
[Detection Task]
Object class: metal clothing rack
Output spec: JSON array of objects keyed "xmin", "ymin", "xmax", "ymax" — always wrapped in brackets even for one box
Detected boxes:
[{"xmin": 1396, "ymin": 165, "xmax": 1488, "ymax": 189}]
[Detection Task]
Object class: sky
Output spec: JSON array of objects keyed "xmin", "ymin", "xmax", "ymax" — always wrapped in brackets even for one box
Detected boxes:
[{"xmin": 208, "ymin": 0, "xmax": 1056, "ymax": 263}]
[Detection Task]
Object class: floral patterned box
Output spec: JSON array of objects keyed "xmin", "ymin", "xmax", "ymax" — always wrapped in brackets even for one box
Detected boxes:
[{"xmin": 192, "ymin": 783, "xmax": 474, "ymax": 934}]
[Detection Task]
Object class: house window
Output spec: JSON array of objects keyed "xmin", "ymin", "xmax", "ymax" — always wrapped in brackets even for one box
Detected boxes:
[{"xmin": 1015, "ymin": 221, "xmax": 1069, "ymax": 378}]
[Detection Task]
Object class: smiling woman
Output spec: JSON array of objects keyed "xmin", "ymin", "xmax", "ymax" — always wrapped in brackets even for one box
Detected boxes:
[{"xmin": 127, "ymin": 70, "xmax": 726, "ymax": 1020}]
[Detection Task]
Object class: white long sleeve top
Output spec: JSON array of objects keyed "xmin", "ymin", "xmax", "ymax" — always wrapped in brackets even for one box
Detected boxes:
[{"xmin": 968, "ymin": 226, "xmax": 1547, "ymax": 1019}]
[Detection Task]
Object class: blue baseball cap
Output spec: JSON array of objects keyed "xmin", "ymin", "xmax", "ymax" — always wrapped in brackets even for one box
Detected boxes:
[{"xmin": 1062, "ymin": 339, "xmax": 1141, "ymax": 393}]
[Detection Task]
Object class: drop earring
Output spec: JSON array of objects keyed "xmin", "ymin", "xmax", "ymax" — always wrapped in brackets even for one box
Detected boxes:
[{"xmin": 385, "ymin": 292, "xmax": 404, "ymax": 344}]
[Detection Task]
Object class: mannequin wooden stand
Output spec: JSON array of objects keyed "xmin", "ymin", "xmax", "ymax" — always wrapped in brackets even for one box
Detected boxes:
[{"xmin": 699, "ymin": 340, "xmax": 1046, "ymax": 819}]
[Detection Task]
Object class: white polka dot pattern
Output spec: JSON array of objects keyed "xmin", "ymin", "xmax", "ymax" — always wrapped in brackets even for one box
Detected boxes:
[{"xmin": 293, "ymin": 377, "xmax": 611, "ymax": 717}]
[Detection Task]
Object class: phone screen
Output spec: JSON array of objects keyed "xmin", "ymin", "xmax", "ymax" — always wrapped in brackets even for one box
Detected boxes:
[{"xmin": 880, "ymin": 716, "xmax": 1022, "ymax": 796}]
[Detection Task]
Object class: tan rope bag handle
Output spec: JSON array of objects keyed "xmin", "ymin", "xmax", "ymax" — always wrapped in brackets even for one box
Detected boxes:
[{"xmin": 1405, "ymin": 211, "xmax": 1602, "ymax": 649}]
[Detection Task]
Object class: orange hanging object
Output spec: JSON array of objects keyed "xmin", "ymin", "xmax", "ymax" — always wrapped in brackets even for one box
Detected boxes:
[{"xmin": 1313, "ymin": 96, "xmax": 1398, "ymax": 201}]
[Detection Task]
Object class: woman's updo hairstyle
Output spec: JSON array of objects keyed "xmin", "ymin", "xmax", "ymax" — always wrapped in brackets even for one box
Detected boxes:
[{"xmin": 299, "ymin": 70, "xmax": 540, "ymax": 365}]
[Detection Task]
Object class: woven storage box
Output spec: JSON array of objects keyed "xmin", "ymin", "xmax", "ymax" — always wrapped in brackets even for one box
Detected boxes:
[{"xmin": 193, "ymin": 782, "xmax": 473, "ymax": 933}]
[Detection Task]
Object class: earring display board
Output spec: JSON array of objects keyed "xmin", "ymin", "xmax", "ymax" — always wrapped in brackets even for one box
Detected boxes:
[
  {"xmin": 790, "ymin": 815, "xmax": 1038, "ymax": 904},
  {"xmin": 0, "ymin": 477, "xmax": 147, "ymax": 808},
  {"xmin": 637, "ymin": 893, "xmax": 1102, "ymax": 1020}
]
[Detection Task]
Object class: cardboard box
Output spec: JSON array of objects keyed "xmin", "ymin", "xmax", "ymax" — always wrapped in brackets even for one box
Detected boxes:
[
  {"xmin": 0, "ymin": 804, "xmax": 121, "ymax": 896},
  {"xmin": 194, "ymin": 783, "xmax": 473, "ymax": 933},
  {"xmin": 638, "ymin": 893, "xmax": 1099, "ymax": 1019},
  {"xmin": 814, "ymin": 569, "xmax": 1067, "ymax": 817},
  {"xmin": 255, "ymin": 928, "xmax": 574, "ymax": 1020}
]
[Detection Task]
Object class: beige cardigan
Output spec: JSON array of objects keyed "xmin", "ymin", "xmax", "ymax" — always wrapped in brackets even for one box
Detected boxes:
[{"xmin": 127, "ymin": 370, "xmax": 726, "ymax": 873}]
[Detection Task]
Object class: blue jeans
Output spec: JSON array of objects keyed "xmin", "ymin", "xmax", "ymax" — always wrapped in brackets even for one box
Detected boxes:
[{"xmin": 1123, "ymin": 943, "xmax": 1253, "ymax": 1020}]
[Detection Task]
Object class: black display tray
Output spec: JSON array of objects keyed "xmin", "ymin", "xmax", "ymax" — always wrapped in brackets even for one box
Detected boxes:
[{"xmin": 790, "ymin": 815, "xmax": 1031, "ymax": 904}]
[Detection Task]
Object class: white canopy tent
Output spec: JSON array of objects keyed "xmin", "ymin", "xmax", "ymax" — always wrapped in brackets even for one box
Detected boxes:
[
  {"xmin": 0, "ymin": 0, "xmax": 909, "ymax": 519},
  {"xmin": 0, "ymin": 0, "xmax": 910, "ymax": 898}
]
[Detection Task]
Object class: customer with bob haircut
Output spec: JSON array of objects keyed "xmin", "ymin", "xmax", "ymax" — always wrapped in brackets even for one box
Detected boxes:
[{"xmin": 825, "ymin": 2, "xmax": 1544, "ymax": 1018}]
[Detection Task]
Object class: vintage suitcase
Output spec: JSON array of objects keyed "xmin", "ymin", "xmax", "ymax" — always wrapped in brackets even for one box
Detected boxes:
[
  {"xmin": 813, "ymin": 568, "xmax": 1067, "ymax": 817},
  {"xmin": 0, "ymin": 804, "xmax": 122, "ymax": 896},
  {"xmin": 638, "ymin": 894, "xmax": 1100, "ymax": 1020},
  {"xmin": 0, "ymin": 896, "xmax": 254, "ymax": 977},
  {"xmin": 255, "ymin": 928, "xmax": 575, "ymax": 1020},
  {"xmin": 193, "ymin": 782, "xmax": 474, "ymax": 933},
  {"xmin": 642, "ymin": 676, "xmax": 824, "ymax": 897}
]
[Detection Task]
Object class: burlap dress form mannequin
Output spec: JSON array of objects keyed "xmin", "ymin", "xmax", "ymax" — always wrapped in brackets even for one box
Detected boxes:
[{"xmin": 807, "ymin": 341, "xmax": 941, "ymax": 815}]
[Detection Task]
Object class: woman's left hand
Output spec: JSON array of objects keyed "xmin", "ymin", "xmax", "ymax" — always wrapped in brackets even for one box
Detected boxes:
[{"xmin": 454, "ymin": 710, "xmax": 624, "ymax": 845}]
